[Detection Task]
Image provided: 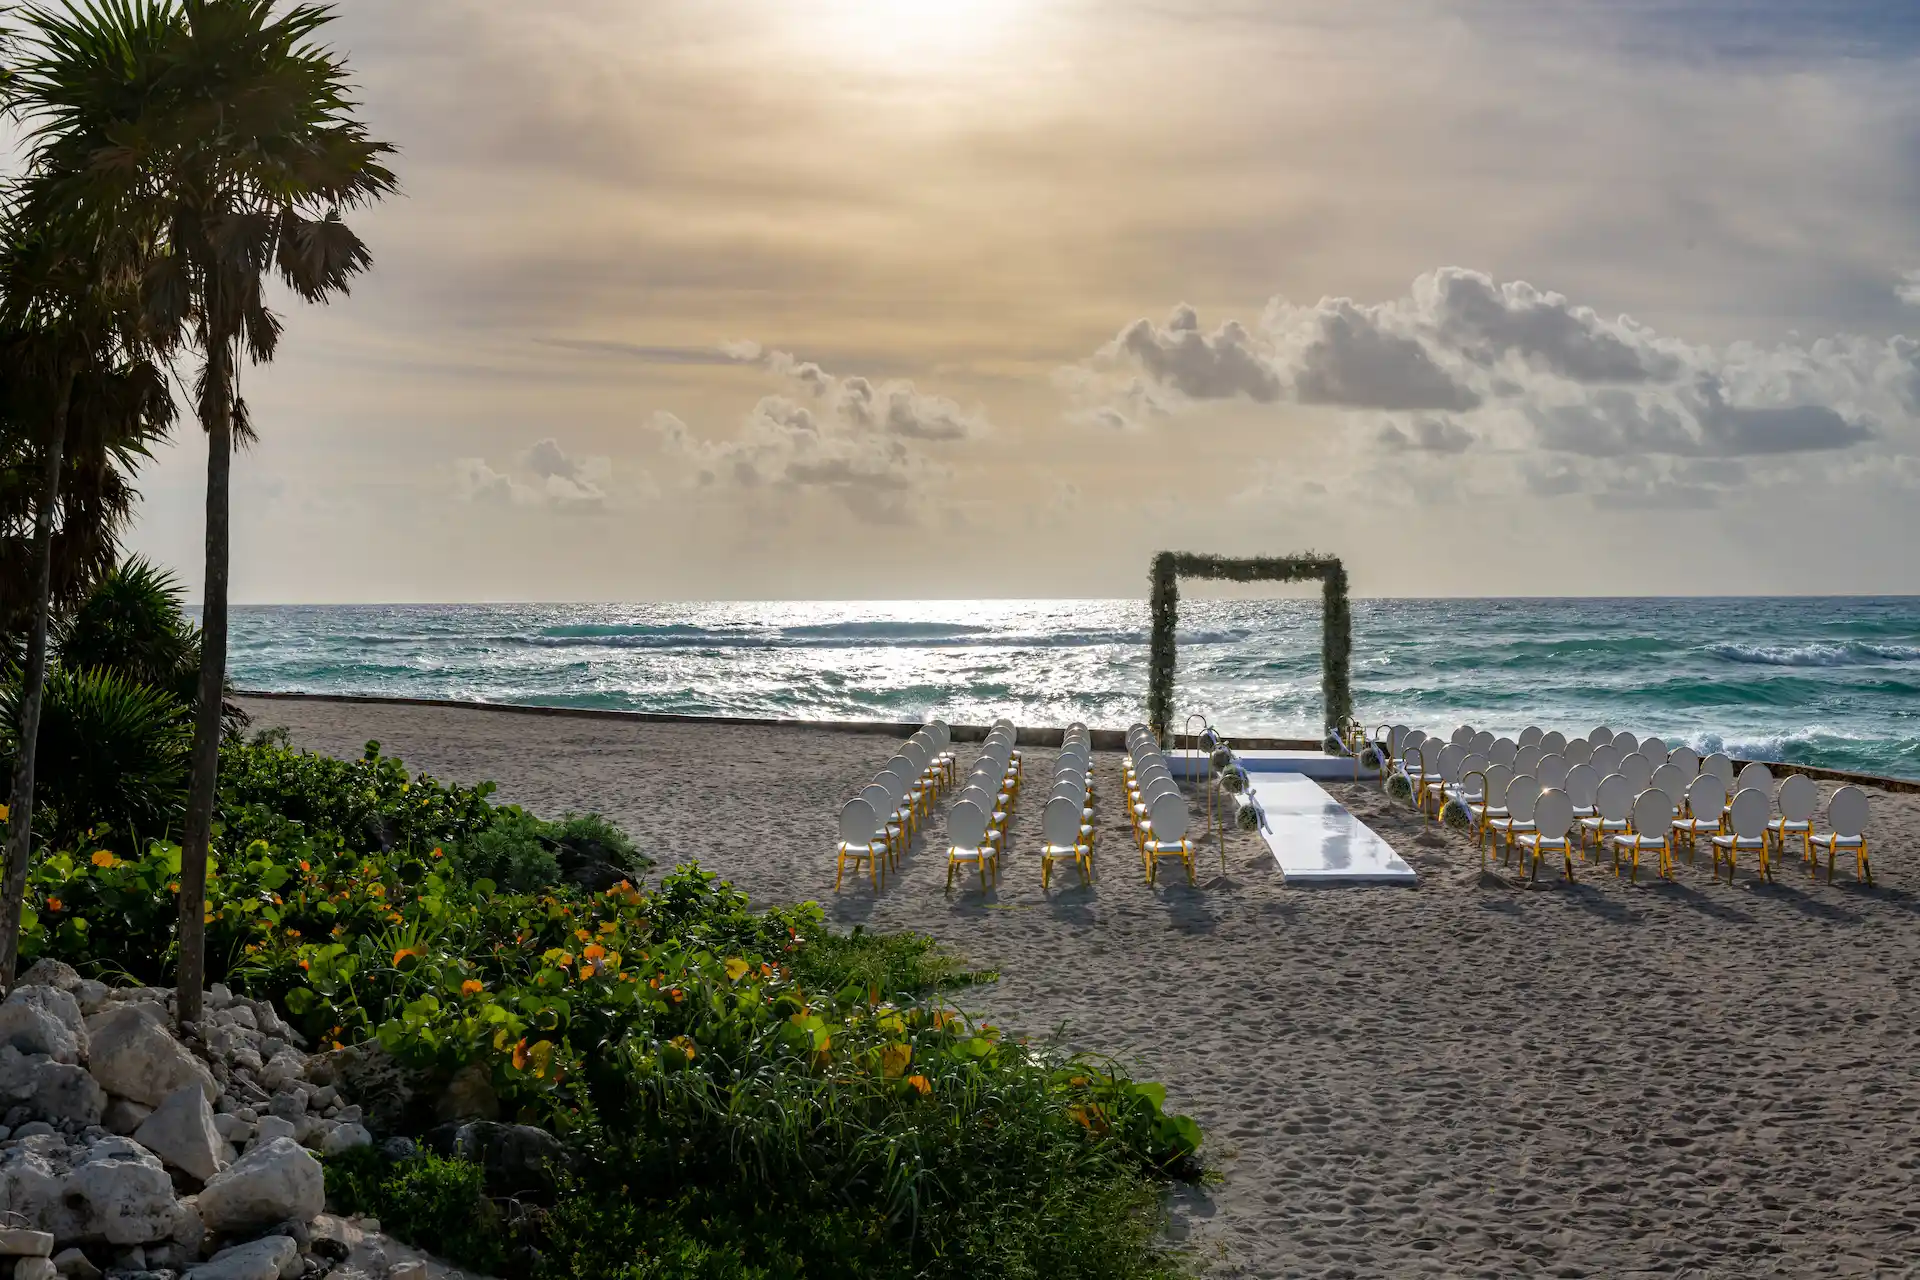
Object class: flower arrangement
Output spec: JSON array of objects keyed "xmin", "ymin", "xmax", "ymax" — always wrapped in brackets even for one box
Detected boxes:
[
  {"xmin": 1387, "ymin": 772, "xmax": 1414, "ymax": 802},
  {"xmin": 1147, "ymin": 552, "xmax": 1353, "ymax": 741},
  {"xmin": 1439, "ymin": 798, "xmax": 1474, "ymax": 832}
]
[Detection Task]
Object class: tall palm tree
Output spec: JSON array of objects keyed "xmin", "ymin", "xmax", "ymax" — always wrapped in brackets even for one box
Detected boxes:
[
  {"xmin": 9, "ymin": 0, "xmax": 395, "ymax": 1019},
  {"xmin": 0, "ymin": 214, "xmax": 169, "ymax": 986}
]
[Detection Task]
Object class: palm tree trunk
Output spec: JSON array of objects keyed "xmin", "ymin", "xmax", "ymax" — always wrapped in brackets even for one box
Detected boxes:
[
  {"xmin": 0, "ymin": 368, "xmax": 77, "ymax": 990},
  {"xmin": 176, "ymin": 337, "xmax": 233, "ymax": 1026}
]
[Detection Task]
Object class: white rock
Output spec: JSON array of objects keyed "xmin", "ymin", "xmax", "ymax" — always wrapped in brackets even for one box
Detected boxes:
[
  {"xmin": 68, "ymin": 982, "xmax": 109, "ymax": 1018},
  {"xmin": 49, "ymin": 1246, "xmax": 100, "ymax": 1278},
  {"xmin": 172, "ymin": 1194, "xmax": 205, "ymax": 1256},
  {"xmin": 320, "ymin": 1123, "xmax": 372, "ymax": 1156},
  {"xmin": 63, "ymin": 1138, "xmax": 182, "ymax": 1245},
  {"xmin": 132, "ymin": 1084, "xmax": 228, "ymax": 1182},
  {"xmin": 206, "ymin": 985, "xmax": 234, "ymax": 1012},
  {"xmin": 259, "ymin": 1050, "xmax": 304, "ymax": 1092},
  {"xmin": 196, "ymin": 1138, "xmax": 323, "ymax": 1233},
  {"xmin": 220, "ymin": 1006, "xmax": 257, "ymax": 1032},
  {"xmin": 251, "ymin": 1116, "xmax": 296, "ymax": 1146},
  {"xmin": 26, "ymin": 1063, "xmax": 105, "ymax": 1127},
  {"xmin": 84, "ymin": 1007, "xmax": 216, "ymax": 1108},
  {"xmin": 211, "ymin": 1114, "xmax": 252, "ymax": 1143},
  {"xmin": 0, "ymin": 1226, "xmax": 53, "ymax": 1255},
  {"xmin": 0, "ymin": 990, "xmax": 84, "ymax": 1065},
  {"xmin": 14, "ymin": 1257, "xmax": 57, "ymax": 1280},
  {"xmin": 14, "ymin": 961, "xmax": 79, "ymax": 993},
  {"xmin": 184, "ymin": 1234, "xmax": 297, "ymax": 1280},
  {"xmin": 102, "ymin": 1099, "xmax": 153, "ymax": 1137},
  {"xmin": 230, "ymin": 1048, "xmax": 264, "ymax": 1074},
  {"xmin": 0, "ymin": 1142, "xmax": 66, "ymax": 1239}
]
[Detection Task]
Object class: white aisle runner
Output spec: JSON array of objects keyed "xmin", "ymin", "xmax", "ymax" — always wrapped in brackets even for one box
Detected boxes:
[{"xmin": 1244, "ymin": 772, "xmax": 1417, "ymax": 884}]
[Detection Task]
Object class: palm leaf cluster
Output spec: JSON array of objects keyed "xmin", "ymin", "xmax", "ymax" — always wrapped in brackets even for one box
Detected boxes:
[{"xmin": 0, "ymin": 0, "xmax": 392, "ymax": 1002}]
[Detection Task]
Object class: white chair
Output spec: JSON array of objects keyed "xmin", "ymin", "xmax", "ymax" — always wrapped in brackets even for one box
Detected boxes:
[
  {"xmin": 1564, "ymin": 763, "xmax": 1599, "ymax": 823},
  {"xmin": 1447, "ymin": 754, "xmax": 1490, "ymax": 807},
  {"xmin": 835, "ymin": 798, "xmax": 886, "ymax": 891},
  {"xmin": 1451, "ymin": 725, "xmax": 1475, "ymax": 748},
  {"xmin": 1734, "ymin": 762, "xmax": 1773, "ymax": 800},
  {"xmin": 1518, "ymin": 726, "xmax": 1544, "ymax": 749},
  {"xmin": 1619, "ymin": 753, "xmax": 1655, "ymax": 793},
  {"xmin": 1488, "ymin": 776, "xmax": 1541, "ymax": 869},
  {"xmin": 1666, "ymin": 746, "xmax": 1700, "ymax": 780},
  {"xmin": 861, "ymin": 783, "xmax": 906, "ymax": 862},
  {"xmin": 1536, "ymin": 753, "xmax": 1570, "ymax": 790},
  {"xmin": 1768, "ymin": 775, "xmax": 1818, "ymax": 866},
  {"xmin": 946, "ymin": 800, "xmax": 997, "ymax": 891},
  {"xmin": 1650, "ymin": 763, "xmax": 1689, "ymax": 805},
  {"xmin": 1701, "ymin": 752, "xmax": 1734, "ymax": 786},
  {"xmin": 1143, "ymin": 791, "xmax": 1195, "ymax": 885},
  {"xmin": 1711, "ymin": 788, "xmax": 1772, "ymax": 883},
  {"xmin": 1639, "ymin": 737, "xmax": 1668, "ymax": 764},
  {"xmin": 1468, "ymin": 764, "xmax": 1513, "ymax": 848},
  {"xmin": 1590, "ymin": 725, "xmax": 1614, "ymax": 748},
  {"xmin": 1564, "ymin": 737, "xmax": 1593, "ymax": 767},
  {"xmin": 1589, "ymin": 744, "xmax": 1623, "ymax": 778},
  {"xmin": 1611, "ymin": 789, "xmax": 1675, "ymax": 883},
  {"xmin": 1672, "ymin": 772, "xmax": 1727, "ymax": 865},
  {"xmin": 1582, "ymin": 774, "xmax": 1634, "ymax": 857},
  {"xmin": 1809, "ymin": 786, "xmax": 1872, "ymax": 885},
  {"xmin": 1040, "ymin": 795, "xmax": 1092, "ymax": 889},
  {"xmin": 1518, "ymin": 788, "xmax": 1577, "ymax": 883},
  {"xmin": 1541, "ymin": 730, "xmax": 1568, "ymax": 756},
  {"xmin": 1514, "ymin": 744, "xmax": 1544, "ymax": 777},
  {"xmin": 1421, "ymin": 744, "xmax": 1465, "ymax": 816},
  {"xmin": 1489, "ymin": 737, "xmax": 1518, "ymax": 768},
  {"xmin": 1470, "ymin": 730, "xmax": 1497, "ymax": 758},
  {"xmin": 1612, "ymin": 731, "xmax": 1639, "ymax": 755},
  {"xmin": 876, "ymin": 770, "xmax": 916, "ymax": 843},
  {"xmin": 888, "ymin": 754, "xmax": 929, "ymax": 818}
]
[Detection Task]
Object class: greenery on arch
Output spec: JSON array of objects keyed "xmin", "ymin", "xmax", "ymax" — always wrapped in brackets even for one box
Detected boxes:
[{"xmin": 1147, "ymin": 551, "xmax": 1353, "ymax": 740}]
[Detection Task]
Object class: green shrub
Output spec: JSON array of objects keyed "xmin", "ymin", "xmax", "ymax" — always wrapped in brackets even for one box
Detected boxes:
[
  {"xmin": 325, "ymin": 1147, "xmax": 512, "ymax": 1274},
  {"xmin": 449, "ymin": 807, "xmax": 561, "ymax": 893},
  {"xmin": 1, "ymin": 665, "xmax": 189, "ymax": 849}
]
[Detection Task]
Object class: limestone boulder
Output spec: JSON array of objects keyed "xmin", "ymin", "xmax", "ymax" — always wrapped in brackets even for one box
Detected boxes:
[
  {"xmin": 133, "ymin": 1085, "xmax": 228, "ymax": 1183},
  {"xmin": 0, "ymin": 987, "xmax": 86, "ymax": 1064},
  {"xmin": 183, "ymin": 1234, "xmax": 298, "ymax": 1280},
  {"xmin": 63, "ymin": 1138, "xmax": 183, "ymax": 1245},
  {"xmin": 85, "ymin": 1007, "xmax": 215, "ymax": 1108},
  {"xmin": 196, "ymin": 1139, "xmax": 323, "ymax": 1234},
  {"xmin": 14, "ymin": 960, "xmax": 80, "ymax": 992}
]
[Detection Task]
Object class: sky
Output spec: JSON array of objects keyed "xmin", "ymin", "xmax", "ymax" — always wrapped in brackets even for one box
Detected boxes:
[{"xmin": 109, "ymin": 0, "xmax": 1920, "ymax": 602}]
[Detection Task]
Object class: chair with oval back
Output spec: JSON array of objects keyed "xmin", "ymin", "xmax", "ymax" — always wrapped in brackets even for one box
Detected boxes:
[
  {"xmin": 1564, "ymin": 737, "xmax": 1593, "ymax": 767},
  {"xmin": 1470, "ymin": 730, "xmax": 1497, "ymax": 758},
  {"xmin": 1619, "ymin": 753, "xmax": 1655, "ymax": 793},
  {"xmin": 1039, "ymin": 796, "xmax": 1092, "ymax": 890},
  {"xmin": 1564, "ymin": 762, "xmax": 1600, "ymax": 819},
  {"xmin": 1700, "ymin": 752, "xmax": 1734, "ymax": 785},
  {"xmin": 1536, "ymin": 753, "xmax": 1570, "ymax": 790},
  {"xmin": 1651, "ymin": 762, "xmax": 1689, "ymax": 806},
  {"xmin": 1489, "ymin": 737, "xmax": 1518, "ymax": 768},
  {"xmin": 1666, "ymin": 745, "xmax": 1699, "ymax": 780},
  {"xmin": 1518, "ymin": 726, "xmax": 1544, "ymax": 749},
  {"xmin": 945, "ymin": 800, "xmax": 997, "ymax": 891},
  {"xmin": 1769, "ymin": 774, "xmax": 1819, "ymax": 867},
  {"xmin": 836, "ymin": 798, "xmax": 885, "ymax": 891},
  {"xmin": 1582, "ymin": 774, "xmax": 1635, "ymax": 858},
  {"xmin": 1612, "ymin": 788, "xmax": 1676, "ymax": 883},
  {"xmin": 1143, "ymin": 791, "xmax": 1196, "ymax": 886},
  {"xmin": 1711, "ymin": 788, "xmax": 1773, "ymax": 883},
  {"xmin": 1809, "ymin": 786, "xmax": 1872, "ymax": 884},
  {"xmin": 1735, "ymin": 761, "xmax": 1773, "ymax": 798},
  {"xmin": 1518, "ymin": 788, "xmax": 1577, "ymax": 883},
  {"xmin": 1469, "ymin": 763, "xmax": 1514, "ymax": 852},
  {"xmin": 1514, "ymin": 744, "xmax": 1544, "ymax": 776},
  {"xmin": 1489, "ymin": 776, "xmax": 1541, "ymax": 869},
  {"xmin": 1422, "ymin": 744, "xmax": 1466, "ymax": 819},
  {"xmin": 1612, "ymin": 731, "xmax": 1639, "ymax": 755},
  {"xmin": 1639, "ymin": 736, "xmax": 1669, "ymax": 764},
  {"xmin": 1589, "ymin": 744, "xmax": 1623, "ymax": 777},
  {"xmin": 1451, "ymin": 726, "xmax": 1475, "ymax": 748},
  {"xmin": 862, "ymin": 783, "xmax": 905, "ymax": 864},
  {"xmin": 1590, "ymin": 725, "xmax": 1614, "ymax": 747},
  {"xmin": 1541, "ymin": 730, "xmax": 1568, "ymax": 756},
  {"xmin": 1449, "ymin": 754, "xmax": 1490, "ymax": 808},
  {"xmin": 1673, "ymin": 772, "xmax": 1727, "ymax": 864}
]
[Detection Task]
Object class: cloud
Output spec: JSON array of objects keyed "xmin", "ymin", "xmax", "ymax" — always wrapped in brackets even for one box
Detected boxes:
[
  {"xmin": 1106, "ymin": 305, "xmax": 1282, "ymax": 403},
  {"xmin": 1417, "ymin": 268, "xmax": 1683, "ymax": 384},
  {"xmin": 1899, "ymin": 270, "xmax": 1920, "ymax": 307},
  {"xmin": 1291, "ymin": 299, "xmax": 1482, "ymax": 412},
  {"xmin": 454, "ymin": 439, "xmax": 614, "ymax": 509},
  {"xmin": 1377, "ymin": 416, "xmax": 1475, "ymax": 454},
  {"xmin": 740, "ymin": 348, "xmax": 991, "ymax": 442},
  {"xmin": 536, "ymin": 339, "xmax": 747, "ymax": 365},
  {"xmin": 1072, "ymin": 266, "xmax": 1912, "ymax": 477}
]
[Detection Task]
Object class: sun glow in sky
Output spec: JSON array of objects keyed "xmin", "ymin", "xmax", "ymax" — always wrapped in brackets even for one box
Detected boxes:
[{"xmin": 112, "ymin": 0, "xmax": 1920, "ymax": 603}]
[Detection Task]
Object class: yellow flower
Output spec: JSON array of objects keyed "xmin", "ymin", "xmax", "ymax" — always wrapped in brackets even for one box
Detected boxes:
[
  {"xmin": 460, "ymin": 979, "xmax": 484, "ymax": 997},
  {"xmin": 906, "ymin": 1074, "xmax": 932, "ymax": 1096},
  {"xmin": 879, "ymin": 1042, "xmax": 912, "ymax": 1079},
  {"xmin": 0, "ymin": 804, "xmax": 8, "ymax": 822},
  {"xmin": 578, "ymin": 963, "xmax": 598, "ymax": 980},
  {"xmin": 90, "ymin": 851, "xmax": 117, "ymax": 868},
  {"xmin": 723, "ymin": 957, "xmax": 750, "ymax": 982},
  {"xmin": 667, "ymin": 1035, "xmax": 697, "ymax": 1062}
]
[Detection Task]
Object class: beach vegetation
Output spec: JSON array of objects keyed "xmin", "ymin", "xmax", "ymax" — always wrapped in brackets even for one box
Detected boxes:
[
  {"xmin": 4, "ymin": 0, "xmax": 399, "ymax": 1021},
  {"xmin": 12, "ymin": 734, "xmax": 1204, "ymax": 1276}
]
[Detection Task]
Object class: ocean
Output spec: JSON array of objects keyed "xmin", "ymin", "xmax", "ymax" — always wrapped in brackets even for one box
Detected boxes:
[{"xmin": 227, "ymin": 597, "xmax": 1920, "ymax": 781}]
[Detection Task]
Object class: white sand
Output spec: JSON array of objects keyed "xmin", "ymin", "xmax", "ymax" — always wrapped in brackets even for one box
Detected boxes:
[{"xmin": 242, "ymin": 698, "xmax": 1920, "ymax": 1278}]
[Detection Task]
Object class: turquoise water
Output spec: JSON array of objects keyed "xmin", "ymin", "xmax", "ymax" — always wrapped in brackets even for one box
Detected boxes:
[{"xmin": 227, "ymin": 598, "xmax": 1920, "ymax": 780}]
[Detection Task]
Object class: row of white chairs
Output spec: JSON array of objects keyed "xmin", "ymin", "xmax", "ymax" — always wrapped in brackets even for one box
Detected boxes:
[
  {"xmin": 834, "ymin": 722, "xmax": 958, "ymax": 891},
  {"xmin": 1388, "ymin": 723, "xmax": 1874, "ymax": 886},
  {"xmin": 946, "ymin": 721, "xmax": 1025, "ymax": 890},
  {"xmin": 1124, "ymin": 725, "xmax": 1196, "ymax": 885},
  {"xmin": 1039, "ymin": 725, "xmax": 1099, "ymax": 889}
]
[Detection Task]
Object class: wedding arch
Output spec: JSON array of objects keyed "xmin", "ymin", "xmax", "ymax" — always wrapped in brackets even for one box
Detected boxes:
[{"xmin": 1147, "ymin": 551, "xmax": 1353, "ymax": 741}]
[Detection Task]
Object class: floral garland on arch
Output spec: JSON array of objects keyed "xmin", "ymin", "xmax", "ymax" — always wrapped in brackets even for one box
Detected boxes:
[{"xmin": 1147, "ymin": 551, "xmax": 1354, "ymax": 742}]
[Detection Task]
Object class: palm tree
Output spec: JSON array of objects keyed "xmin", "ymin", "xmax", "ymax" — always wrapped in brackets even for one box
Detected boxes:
[
  {"xmin": 0, "ymin": 214, "xmax": 170, "ymax": 986},
  {"xmin": 9, "ymin": 0, "xmax": 395, "ymax": 1019}
]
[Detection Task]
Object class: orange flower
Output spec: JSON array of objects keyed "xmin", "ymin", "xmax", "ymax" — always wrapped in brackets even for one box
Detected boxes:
[
  {"xmin": 90, "ymin": 851, "xmax": 117, "ymax": 868},
  {"xmin": 583, "ymin": 944, "xmax": 606, "ymax": 962},
  {"xmin": 299, "ymin": 959, "xmax": 310, "ymax": 971},
  {"xmin": 906, "ymin": 1074, "xmax": 932, "ymax": 1096},
  {"xmin": 512, "ymin": 1039, "xmax": 530, "ymax": 1070},
  {"xmin": 574, "ymin": 928, "xmax": 590, "ymax": 943},
  {"xmin": 392, "ymin": 947, "xmax": 421, "ymax": 966},
  {"xmin": 667, "ymin": 1035, "xmax": 698, "ymax": 1062},
  {"xmin": 432, "ymin": 847, "xmax": 444, "ymax": 859},
  {"xmin": 461, "ymin": 979, "xmax": 484, "ymax": 996},
  {"xmin": 299, "ymin": 861, "xmax": 311, "ymax": 873},
  {"xmin": 46, "ymin": 897, "xmax": 64, "ymax": 913},
  {"xmin": 668, "ymin": 987, "xmax": 683, "ymax": 1003}
]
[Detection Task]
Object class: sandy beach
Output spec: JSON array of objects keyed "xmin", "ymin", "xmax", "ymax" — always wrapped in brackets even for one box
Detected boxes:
[{"xmin": 241, "ymin": 697, "xmax": 1920, "ymax": 1278}]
